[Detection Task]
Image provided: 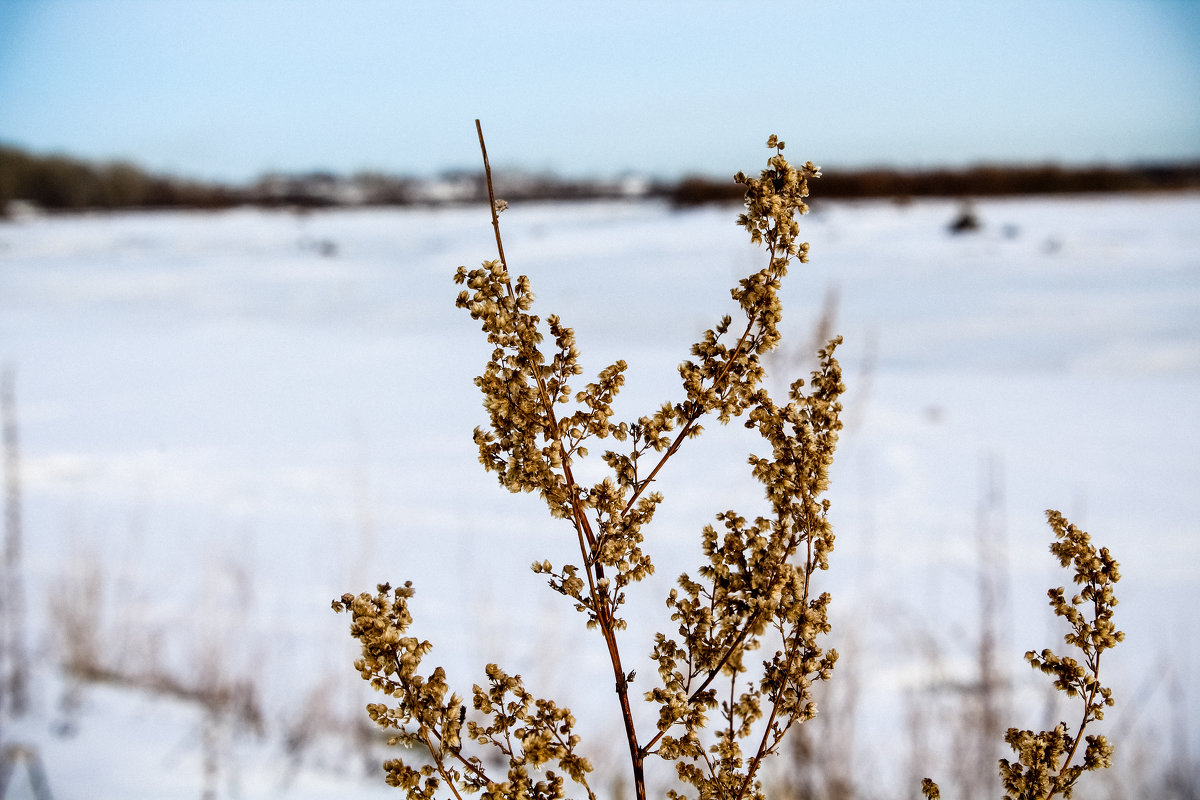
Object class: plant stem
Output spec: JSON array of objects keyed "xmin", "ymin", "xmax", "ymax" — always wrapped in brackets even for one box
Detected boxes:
[
  {"xmin": 620, "ymin": 318, "xmax": 757, "ymax": 517},
  {"xmin": 1046, "ymin": 653, "xmax": 1102, "ymax": 800},
  {"xmin": 474, "ymin": 119, "xmax": 647, "ymax": 800},
  {"xmin": 475, "ymin": 120, "xmax": 508, "ymax": 275}
]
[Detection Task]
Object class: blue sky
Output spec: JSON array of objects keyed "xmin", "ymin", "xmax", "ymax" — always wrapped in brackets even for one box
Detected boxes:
[{"xmin": 1, "ymin": 0, "xmax": 1198, "ymax": 182}]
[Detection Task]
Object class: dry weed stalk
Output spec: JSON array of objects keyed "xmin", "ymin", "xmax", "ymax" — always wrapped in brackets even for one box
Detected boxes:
[
  {"xmin": 337, "ymin": 124, "xmax": 1124, "ymax": 800},
  {"xmin": 336, "ymin": 124, "xmax": 835, "ymax": 800},
  {"xmin": 923, "ymin": 511, "xmax": 1123, "ymax": 800}
]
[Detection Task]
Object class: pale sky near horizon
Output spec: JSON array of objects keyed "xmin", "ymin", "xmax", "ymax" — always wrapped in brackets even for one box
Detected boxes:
[{"xmin": 1, "ymin": 0, "xmax": 1198, "ymax": 182}]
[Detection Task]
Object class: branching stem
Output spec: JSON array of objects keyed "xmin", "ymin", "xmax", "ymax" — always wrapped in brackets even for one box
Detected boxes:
[
  {"xmin": 475, "ymin": 119, "xmax": 646, "ymax": 800},
  {"xmin": 620, "ymin": 257, "xmax": 769, "ymax": 518},
  {"xmin": 1046, "ymin": 650, "xmax": 1103, "ymax": 800}
]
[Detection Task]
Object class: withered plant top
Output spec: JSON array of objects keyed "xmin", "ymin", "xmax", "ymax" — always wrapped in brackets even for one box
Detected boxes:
[
  {"xmin": 337, "ymin": 124, "xmax": 1122, "ymax": 800},
  {"xmin": 337, "ymin": 128, "xmax": 841, "ymax": 800}
]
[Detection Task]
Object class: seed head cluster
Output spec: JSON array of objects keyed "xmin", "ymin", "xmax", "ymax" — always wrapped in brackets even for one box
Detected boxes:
[
  {"xmin": 336, "ymin": 134, "xmax": 841, "ymax": 799},
  {"xmin": 923, "ymin": 511, "xmax": 1123, "ymax": 800},
  {"xmin": 333, "ymin": 584, "xmax": 595, "ymax": 799},
  {"xmin": 335, "ymin": 128, "xmax": 1123, "ymax": 800}
]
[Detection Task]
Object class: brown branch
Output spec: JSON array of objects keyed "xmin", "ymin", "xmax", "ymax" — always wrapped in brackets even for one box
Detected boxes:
[
  {"xmin": 620, "ymin": 232, "xmax": 783, "ymax": 519},
  {"xmin": 395, "ymin": 671, "xmax": 491, "ymax": 785},
  {"xmin": 422, "ymin": 725, "xmax": 468, "ymax": 800},
  {"xmin": 476, "ymin": 120, "xmax": 508, "ymax": 273},
  {"xmin": 620, "ymin": 307, "xmax": 758, "ymax": 518},
  {"xmin": 474, "ymin": 119, "xmax": 646, "ymax": 800},
  {"xmin": 1046, "ymin": 651, "xmax": 1104, "ymax": 800}
]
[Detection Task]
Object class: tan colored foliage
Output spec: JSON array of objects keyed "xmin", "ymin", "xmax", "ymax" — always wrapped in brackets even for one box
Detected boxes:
[{"xmin": 337, "ymin": 124, "xmax": 1123, "ymax": 800}]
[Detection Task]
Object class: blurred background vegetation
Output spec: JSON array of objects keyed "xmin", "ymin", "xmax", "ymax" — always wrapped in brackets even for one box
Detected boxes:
[{"xmin": 4, "ymin": 142, "xmax": 1199, "ymax": 216}]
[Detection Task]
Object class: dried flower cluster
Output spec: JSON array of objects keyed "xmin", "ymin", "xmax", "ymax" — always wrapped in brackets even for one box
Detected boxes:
[
  {"xmin": 337, "ymin": 124, "xmax": 1123, "ymax": 800},
  {"xmin": 337, "ymin": 125, "xmax": 835, "ymax": 800},
  {"xmin": 332, "ymin": 583, "xmax": 594, "ymax": 799},
  {"xmin": 922, "ymin": 510, "xmax": 1123, "ymax": 800}
]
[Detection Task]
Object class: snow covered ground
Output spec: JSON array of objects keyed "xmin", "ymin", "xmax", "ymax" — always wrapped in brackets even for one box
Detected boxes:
[{"xmin": 0, "ymin": 193, "xmax": 1197, "ymax": 798}]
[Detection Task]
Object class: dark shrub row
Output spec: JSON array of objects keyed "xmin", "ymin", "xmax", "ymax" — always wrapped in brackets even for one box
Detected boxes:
[
  {"xmin": 669, "ymin": 162, "xmax": 1200, "ymax": 205},
  {"xmin": 0, "ymin": 146, "xmax": 242, "ymax": 212},
  {"xmin": 4, "ymin": 142, "xmax": 1199, "ymax": 215}
]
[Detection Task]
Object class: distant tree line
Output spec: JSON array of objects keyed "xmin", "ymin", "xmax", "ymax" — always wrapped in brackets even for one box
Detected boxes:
[
  {"xmin": 2, "ymin": 142, "xmax": 1199, "ymax": 216},
  {"xmin": 670, "ymin": 162, "xmax": 1200, "ymax": 205},
  {"xmin": 0, "ymin": 145, "xmax": 242, "ymax": 212}
]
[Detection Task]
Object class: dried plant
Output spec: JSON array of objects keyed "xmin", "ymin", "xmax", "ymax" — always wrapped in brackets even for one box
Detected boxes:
[
  {"xmin": 335, "ymin": 123, "xmax": 835, "ymax": 800},
  {"xmin": 336, "ymin": 123, "xmax": 1123, "ymax": 800},
  {"xmin": 923, "ymin": 511, "xmax": 1123, "ymax": 800}
]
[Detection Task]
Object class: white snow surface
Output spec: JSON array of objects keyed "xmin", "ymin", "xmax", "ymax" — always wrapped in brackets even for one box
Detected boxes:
[{"xmin": 0, "ymin": 193, "xmax": 1197, "ymax": 797}]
